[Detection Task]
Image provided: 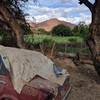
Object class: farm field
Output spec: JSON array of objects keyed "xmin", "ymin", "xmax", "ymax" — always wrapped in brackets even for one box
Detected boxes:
[
  {"xmin": 24, "ymin": 34, "xmax": 84, "ymax": 45},
  {"xmin": 24, "ymin": 34, "xmax": 90, "ymax": 54}
]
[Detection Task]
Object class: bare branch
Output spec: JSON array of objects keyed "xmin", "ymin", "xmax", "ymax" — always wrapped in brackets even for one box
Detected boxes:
[{"xmin": 79, "ymin": 0, "xmax": 94, "ymax": 12}]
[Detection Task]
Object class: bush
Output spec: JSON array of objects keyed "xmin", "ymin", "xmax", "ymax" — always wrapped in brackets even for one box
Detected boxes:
[
  {"xmin": 72, "ymin": 22, "xmax": 89, "ymax": 39},
  {"xmin": 0, "ymin": 30, "xmax": 16, "ymax": 46},
  {"xmin": 68, "ymin": 38, "xmax": 77, "ymax": 42},
  {"xmin": 32, "ymin": 28, "xmax": 49, "ymax": 35},
  {"xmin": 52, "ymin": 24, "xmax": 72, "ymax": 36}
]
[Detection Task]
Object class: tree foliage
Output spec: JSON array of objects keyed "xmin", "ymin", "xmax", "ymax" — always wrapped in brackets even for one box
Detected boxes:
[
  {"xmin": 0, "ymin": 0, "xmax": 32, "ymax": 48},
  {"xmin": 52, "ymin": 24, "xmax": 72, "ymax": 36},
  {"xmin": 32, "ymin": 28, "xmax": 49, "ymax": 35},
  {"xmin": 73, "ymin": 22, "xmax": 89, "ymax": 39}
]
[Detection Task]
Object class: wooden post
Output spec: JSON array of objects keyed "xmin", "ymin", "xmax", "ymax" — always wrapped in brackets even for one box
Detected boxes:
[
  {"xmin": 39, "ymin": 43, "xmax": 44, "ymax": 54},
  {"xmin": 50, "ymin": 42, "xmax": 56, "ymax": 58}
]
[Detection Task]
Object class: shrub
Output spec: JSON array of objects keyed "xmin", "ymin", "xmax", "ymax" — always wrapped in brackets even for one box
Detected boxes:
[
  {"xmin": 32, "ymin": 28, "xmax": 49, "ymax": 35},
  {"xmin": 0, "ymin": 30, "xmax": 16, "ymax": 46},
  {"xmin": 68, "ymin": 38, "xmax": 77, "ymax": 42},
  {"xmin": 52, "ymin": 24, "xmax": 72, "ymax": 36},
  {"xmin": 72, "ymin": 22, "xmax": 89, "ymax": 39}
]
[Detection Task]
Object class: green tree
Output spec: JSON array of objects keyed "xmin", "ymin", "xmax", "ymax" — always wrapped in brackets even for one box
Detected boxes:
[
  {"xmin": 52, "ymin": 24, "xmax": 72, "ymax": 36},
  {"xmin": 73, "ymin": 25, "xmax": 79, "ymax": 35},
  {"xmin": 0, "ymin": 0, "xmax": 32, "ymax": 48},
  {"xmin": 78, "ymin": 22, "xmax": 89, "ymax": 35},
  {"xmin": 37, "ymin": 28, "xmax": 49, "ymax": 35},
  {"xmin": 73, "ymin": 22, "xmax": 89, "ymax": 39}
]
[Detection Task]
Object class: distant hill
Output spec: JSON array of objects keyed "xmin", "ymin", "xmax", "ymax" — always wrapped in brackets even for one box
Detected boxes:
[{"xmin": 30, "ymin": 18, "xmax": 76, "ymax": 31}]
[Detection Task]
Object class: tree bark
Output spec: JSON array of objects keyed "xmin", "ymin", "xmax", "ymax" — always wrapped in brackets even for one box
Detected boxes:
[
  {"xmin": 89, "ymin": 0, "xmax": 100, "ymax": 76},
  {"xmin": 0, "ymin": 3, "xmax": 25, "ymax": 48},
  {"xmin": 79, "ymin": 0, "xmax": 100, "ymax": 76}
]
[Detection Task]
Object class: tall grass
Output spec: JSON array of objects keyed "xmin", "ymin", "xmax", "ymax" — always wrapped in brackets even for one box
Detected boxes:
[{"xmin": 24, "ymin": 34, "xmax": 84, "ymax": 45}]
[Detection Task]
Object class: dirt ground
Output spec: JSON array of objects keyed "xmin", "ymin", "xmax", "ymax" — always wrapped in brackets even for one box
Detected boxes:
[{"xmin": 53, "ymin": 57, "xmax": 100, "ymax": 100}]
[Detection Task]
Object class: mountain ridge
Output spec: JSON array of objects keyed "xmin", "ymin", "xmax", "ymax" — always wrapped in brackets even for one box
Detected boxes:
[{"xmin": 30, "ymin": 18, "xmax": 76, "ymax": 31}]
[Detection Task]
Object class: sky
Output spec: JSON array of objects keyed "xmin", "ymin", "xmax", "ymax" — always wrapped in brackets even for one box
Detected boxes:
[{"xmin": 23, "ymin": 0, "xmax": 95, "ymax": 24}]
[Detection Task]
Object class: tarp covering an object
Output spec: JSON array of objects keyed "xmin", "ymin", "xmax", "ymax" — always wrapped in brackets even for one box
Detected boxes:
[{"xmin": 0, "ymin": 46, "xmax": 69, "ymax": 93}]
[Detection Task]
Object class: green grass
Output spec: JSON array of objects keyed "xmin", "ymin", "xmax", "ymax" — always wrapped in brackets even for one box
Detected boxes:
[
  {"xmin": 24, "ymin": 34, "xmax": 84, "ymax": 45},
  {"xmin": 24, "ymin": 34, "xmax": 89, "ymax": 54}
]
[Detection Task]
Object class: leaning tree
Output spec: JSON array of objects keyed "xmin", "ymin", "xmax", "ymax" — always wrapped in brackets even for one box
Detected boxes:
[
  {"xmin": 79, "ymin": 0, "xmax": 100, "ymax": 76},
  {"xmin": 0, "ymin": 0, "xmax": 32, "ymax": 48}
]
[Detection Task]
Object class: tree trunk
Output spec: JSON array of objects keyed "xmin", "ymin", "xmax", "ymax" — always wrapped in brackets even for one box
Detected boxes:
[
  {"xmin": 79, "ymin": 0, "xmax": 100, "ymax": 76},
  {"xmin": 0, "ymin": 4, "xmax": 25, "ymax": 48},
  {"xmin": 89, "ymin": 0, "xmax": 100, "ymax": 76}
]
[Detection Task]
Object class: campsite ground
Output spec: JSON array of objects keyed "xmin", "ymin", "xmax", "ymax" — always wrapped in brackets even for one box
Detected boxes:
[{"xmin": 54, "ymin": 57, "xmax": 100, "ymax": 100}]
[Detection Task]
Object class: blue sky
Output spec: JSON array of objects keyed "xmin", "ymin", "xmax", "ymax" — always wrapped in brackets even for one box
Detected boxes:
[{"xmin": 24, "ymin": 0, "xmax": 95, "ymax": 24}]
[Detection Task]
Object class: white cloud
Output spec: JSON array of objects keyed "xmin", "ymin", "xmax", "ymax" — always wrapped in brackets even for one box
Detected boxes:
[
  {"xmin": 25, "ymin": 16, "xmax": 35, "ymax": 22},
  {"xmin": 25, "ymin": 1, "xmax": 92, "ymax": 25},
  {"xmin": 30, "ymin": 13, "xmax": 91, "ymax": 25},
  {"xmin": 34, "ymin": 15, "xmax": 51, "ymax": 23},
  {"xmin": 79, "ymin": 13, "xmax": 91, "ymax": 24},
  {"xmin": 60, "ymin": 0, "xmax": 78, "ymax": 3},
  {"xmin": 31, "ymin": 6, "xmax": 90, "ymax": 17}
]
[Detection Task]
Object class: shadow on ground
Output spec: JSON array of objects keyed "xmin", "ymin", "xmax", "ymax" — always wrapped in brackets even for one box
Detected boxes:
[{"xmin": 76, "ymin": 64, "xmax": 100, "ymax": 84}]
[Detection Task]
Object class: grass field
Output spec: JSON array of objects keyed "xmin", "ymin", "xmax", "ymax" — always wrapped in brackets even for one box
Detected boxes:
[
  {"xmin": 24, "ymin": 34, "xmax": 84, "ymax": 45},
  {"xmin": 24, "ymin": 34, "xmax": 90, "ymax": 54}
]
